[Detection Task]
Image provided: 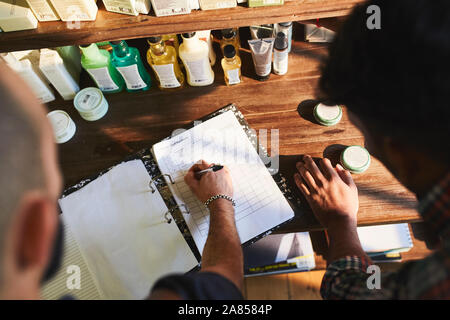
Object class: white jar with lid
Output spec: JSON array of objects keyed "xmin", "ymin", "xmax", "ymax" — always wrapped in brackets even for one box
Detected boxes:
[
  {"xmin": 47, "ymin": 110, "xmax": 76, "ymax": 144},
  {"xmin": 74, "ymin": 87, "xmax": 109, "ymax": 121}
]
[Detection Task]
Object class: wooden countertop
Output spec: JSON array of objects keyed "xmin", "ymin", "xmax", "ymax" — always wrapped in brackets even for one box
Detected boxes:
[{"xmin": 48, "ymin": 30, "xmax": 421, "ymax": 233}]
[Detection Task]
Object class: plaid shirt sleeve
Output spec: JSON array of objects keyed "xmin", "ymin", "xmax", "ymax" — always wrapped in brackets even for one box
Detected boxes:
[
  {"xmin": 321, "ymin": 173, "xmax": 450, "ymax": 300},
  {"xmin": 321, "ymin": 250, "xmax": 450, "ymax": 299}
]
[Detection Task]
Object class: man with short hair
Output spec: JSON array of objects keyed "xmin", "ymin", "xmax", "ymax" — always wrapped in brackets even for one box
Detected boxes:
[
  {"xmin": 294, "ymin": 0, "xmax": 449, "ymax": 299},
  {"xmin": 0, "ymin": 61, "xmax": 242, "ymax": 300}
]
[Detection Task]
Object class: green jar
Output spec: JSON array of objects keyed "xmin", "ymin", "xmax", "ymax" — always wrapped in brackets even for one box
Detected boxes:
[
  {"xmin": 340, "ymin": 145, "xmax": 371, "ymax": 174},
  {"xmin": 313, "ymin": 103, "xmax": 343, "ymax": 126}
]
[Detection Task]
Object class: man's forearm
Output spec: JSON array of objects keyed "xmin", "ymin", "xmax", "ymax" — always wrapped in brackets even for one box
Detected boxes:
[
  {"xmin": 201, "ymin": 199, "xmax": 243, "ymax": 290},
  {"xmin": 327, "ymin": 218, "xmax": 369, "ymax": 263}
]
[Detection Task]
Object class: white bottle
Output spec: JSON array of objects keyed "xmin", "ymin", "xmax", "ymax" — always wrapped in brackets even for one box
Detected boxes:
[
  {"xmin": 197, "ymin": 30, "xmax": 216, "ymax": 66},
  {"xmin": 1, "ymin": 53, "xmax": 55, "ymax": 103},
  {"xmin": 39, "ymin": 49, "xmax": 80, "ymax": 100},
  {"xmin": 179, "ymin": 32, "xmax": 214, "ymax": 87},
  {"xmin": 273, "ymin": 32, "xmax": 289, "ymax": 75}
]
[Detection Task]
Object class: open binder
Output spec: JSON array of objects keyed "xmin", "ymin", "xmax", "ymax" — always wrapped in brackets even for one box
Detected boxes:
[{"xmin": 55, "ymin": 104, "xmax": 303, "ymax": 299}]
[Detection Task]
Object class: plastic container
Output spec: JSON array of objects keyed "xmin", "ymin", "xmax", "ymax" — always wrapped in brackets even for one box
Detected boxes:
[
  {"xmin": 313, "ymin": 103, "xmax": 343, "ymax": 126},
  {"xmin": 47, "ymin": 110, "xmax": 76, "ymax": 144},
  {"xmin": 147, "ymin": 36, "xmax": 184, "ymax": 90},
  {"xmin": 74, "ymin": 87, "xmax": 109, "ymax": 121},
  {"xmin": 80, "ymin": 43, "xmax": 124, "ymax": 93},
  {"xmin": 110, "ymin": 40, "xmax": 151, "ymax": 92},
  {"xmin": 179, "ymin": 32, "xmax": 214, "ymax": 86},
  {"xmin": 275, "ymin": 22, "xmax": 293, "ymax": 52},
  {"xmin": 340, "ymin": 146, "xmax": 371, "ymax": 174},
  {"xmin": 273, "ymin": 32, "xmax": 288, "ymax": 75},
  {"xmin": 221, "ymin": 45, "xmax": 242, "ymax": 86},
  {"xmin": 39, "ymin": 48, "xmax": 80, "ymax": 100}
]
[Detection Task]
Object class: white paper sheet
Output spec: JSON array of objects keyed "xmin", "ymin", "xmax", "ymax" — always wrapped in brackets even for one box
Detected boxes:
[
  {"xmin": 357, "ymin": 223, "xmax": 413, "ymax": 253},
  {"xmin": 59, "ymin": 160, "xmax": 198, "ymax": 300},
  {"xmin": 152, "ymin": 110, "xmax": 295, "ymax": 254}
]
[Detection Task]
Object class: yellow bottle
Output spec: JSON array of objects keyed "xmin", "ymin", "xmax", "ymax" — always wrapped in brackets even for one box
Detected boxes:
[
  {"xmin": 147, "ymin": 36, "xmax": 185, "ymax": 90},
  {"xmin": 220, "ymin": 28, "xmax": 240, "ymax": 57},
  {"xmin": 221, "ymin": 44, "xmax": 242, "ymax": 86},
  {"xmin": 161, "ymin": 34, "xmax": 180, "ymax": 54}
]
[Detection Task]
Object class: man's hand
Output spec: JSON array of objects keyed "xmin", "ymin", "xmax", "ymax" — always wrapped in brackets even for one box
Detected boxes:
[
  {"xmin": 294, "ymin": 155, "xmax": 367, "ymax": 262},
  {"xmin": 294, "ymin": 155, "xmax": 359, "ymax": 228},
  {"xmin": 184, "ymin": 160, "xmax": 243, "ymax": 291},
  {"xmin": 184, "ymin": 160, "xmax": 233, "ymax": 203}
]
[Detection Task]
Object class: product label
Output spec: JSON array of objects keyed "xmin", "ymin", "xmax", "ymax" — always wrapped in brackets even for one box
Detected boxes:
[
  {"xmin": 86, "ymin": 67, "xmax": 119, "ymax": 92},
  {"xmin": 226, "ymin": 68, "xmax": 241, "ymax": 85},
  {"xmin": 116, "ymin": 64, "xmax": 148, "ymax": 90},
  {"xmin": 185, "ymin": 58, "xmax": 211, "ymax": 85},
  {"xmin": 78, "ymin": 92, "xmax": 101, "ymax": 111},
  {"xmin": 152, "ymin": 64, "xmax": 181, "ymax": 88},
  {"xmin": 273, "ymin": 50, "xmax": 288, "ymax": 74},
  {"xmin": 103, "ymin": 0, "xmax": 136, "ymax": 15},
  {"xmin": 255, "ymin": 62, "xmax": 271, "ymax": 77}
]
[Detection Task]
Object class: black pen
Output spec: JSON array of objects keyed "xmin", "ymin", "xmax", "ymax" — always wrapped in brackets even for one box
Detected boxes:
[{"xmin": 195, "ymin": 165, "xmax": 224, "ymax": 178}]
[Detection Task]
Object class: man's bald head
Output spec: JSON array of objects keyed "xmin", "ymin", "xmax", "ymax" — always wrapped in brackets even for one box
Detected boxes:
[
  {"xmin": 0, "ymin": 64, "xmax": 44, "ymax": 240},
  {"xmin": 0, "ymin": 61, "xmax": 62, "ymax": 295}
]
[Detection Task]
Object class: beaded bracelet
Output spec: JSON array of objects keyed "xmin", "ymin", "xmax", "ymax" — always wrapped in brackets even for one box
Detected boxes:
[{"xmin": 204, "ymin": 194, "xmax": 236, "ymax": 208}]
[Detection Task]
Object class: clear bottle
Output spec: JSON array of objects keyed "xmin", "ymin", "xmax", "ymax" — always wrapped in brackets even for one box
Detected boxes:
[
  {"xmin": 147, "ymin": 36, "xmax": 185, "ymax": 90},
  {"xmin": 110, "ymin": 40, "xmax": 151, "ymax": 92},
  {"xmin": 80, "ymin": 43, "xmax": 124, "ymax": 93},
  {"xmin": 220, "ymin": 28, "xmax": 240, "ymax": 57},
  {"xmin": 179, "ymin": 32, "xmax": 215, "ymax": 87},
  {"xmin": 221, "ymin": 45, "xmax": 242, "ymax": 86},
  {"xmin": 273, "ymin": 32, "xmax": 289, "ymax": 75},
  {"xmin": 275, "ymin": 22, "xmax": 293, "ymax": 52}
]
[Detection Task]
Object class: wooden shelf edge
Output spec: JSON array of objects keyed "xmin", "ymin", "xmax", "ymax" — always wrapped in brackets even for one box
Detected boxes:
[{"xmin": 0, "ymin": 0, "xmax": 363, "ymax": 53}]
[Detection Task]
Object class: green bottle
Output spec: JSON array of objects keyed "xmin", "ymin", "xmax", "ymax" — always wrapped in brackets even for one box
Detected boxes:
[
  {"xmin": 110, "ymin": 40, "xmax": 151, "ymax": 92},
  {"xmin": 79, "ymin": 43, "xmax": 124, "ymax": 93},
  {"xmin": 80, "ymin": 43, "xmax": 125, "ymax": 93}
]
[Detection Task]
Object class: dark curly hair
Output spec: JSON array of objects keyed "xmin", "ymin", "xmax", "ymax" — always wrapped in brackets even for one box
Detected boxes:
[{"xmin": 319, "ymin": 0, "xmax": 450, "ymax": 163}]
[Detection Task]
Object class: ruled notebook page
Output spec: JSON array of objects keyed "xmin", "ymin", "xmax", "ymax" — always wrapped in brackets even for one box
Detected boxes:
[
  {"xmin": 152, "ymin": 110, "xmax": 295, "ymax": 254},
  {"xmin": 41, "ymin": 224, "xmax": 101, "ymax": 300}
]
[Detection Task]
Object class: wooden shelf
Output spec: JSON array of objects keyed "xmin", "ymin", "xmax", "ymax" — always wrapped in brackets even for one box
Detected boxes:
[{"xmin": 0, "ymin": 0, "xmax": 362, "ymax": 53}]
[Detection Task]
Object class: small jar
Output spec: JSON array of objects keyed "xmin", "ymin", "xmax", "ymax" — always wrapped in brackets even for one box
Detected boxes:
[
  {"xmin": 74, "ymin": 87, "xmax": 109, "ymax": 121},
  {"xmin": 341, "ymin": 146, "xmax": 371, "ymax": 174},
  {"xmin": 313, "ymin": 103, "xmax": 343, "ymax": 126},
  {"xmin": 47, "ymin": 110, "xmax": 76, "ymax": 144}
]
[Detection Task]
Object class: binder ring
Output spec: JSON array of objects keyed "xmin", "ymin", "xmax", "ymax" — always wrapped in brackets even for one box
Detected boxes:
[
  {"xmin": 164, "ymin": 211, "xmax": 173, "ymax": 224},
  {"xmin": 149, "ymin": 174, "xmax": 175, "ymax": 193},
  {"xmin": 163, "ymin": 204, "xmax": 190, "ymax": 224}
]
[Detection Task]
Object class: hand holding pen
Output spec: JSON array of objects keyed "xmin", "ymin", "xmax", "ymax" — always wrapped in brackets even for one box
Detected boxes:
[
  {"xmin": 194, "ymin": 164, "xmax": 224, "ymax": 179},
  {"xmin": 184, "ymin": 160, "xmax": 233, "ymax": 203}
]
